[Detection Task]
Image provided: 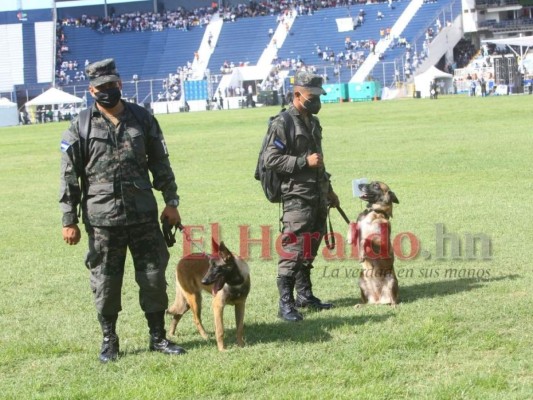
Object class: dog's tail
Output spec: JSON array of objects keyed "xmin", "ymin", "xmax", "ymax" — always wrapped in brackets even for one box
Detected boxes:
[
  {"xmin": 166, "ymin": 283, "xmax": 190, "ymax": 336},
  {"xmin": 167, "ymin": 283, "xmax": 189, "ymax": 317}
]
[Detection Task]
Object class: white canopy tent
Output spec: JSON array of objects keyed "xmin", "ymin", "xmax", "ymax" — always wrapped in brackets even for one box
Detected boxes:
[
  {"xmin": 481, "ymin": 36, "xmax": 533, "ymax": 49},
  {"xmin": 25, "ymin": 87, "xmax": 85, "ymax": 107},
  {"xmin": 482, "ymin": 36, "xmax": 533, "ymax": 75},
  {"xmin": 25, "ymin": 87, "xmax": 85, "ymax": 123},
  {"xmin": 0, "ymin": 97, "xmax": 19, "ymax": 127},
  {"xmin": 414, "ymin": 66, "xmax": 453, "ymax": 98}
]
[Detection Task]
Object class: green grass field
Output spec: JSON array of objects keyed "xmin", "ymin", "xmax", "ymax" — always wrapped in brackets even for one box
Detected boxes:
[{"xmin": 0, "ymin": 95, "xmax": 532, "ymax": 399}]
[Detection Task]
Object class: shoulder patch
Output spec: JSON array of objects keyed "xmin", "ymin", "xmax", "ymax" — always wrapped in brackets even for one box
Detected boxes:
[
  {"xmin": 60, "ymin": 140, "xmax": 71, "ymax": 153},
  {"xmin": 273, "ymin": 137, "xmax": 286, "ymax": 150},
  {"xmin": 161, "ymin": 138, "xmax": 169, "ymax": 155}
]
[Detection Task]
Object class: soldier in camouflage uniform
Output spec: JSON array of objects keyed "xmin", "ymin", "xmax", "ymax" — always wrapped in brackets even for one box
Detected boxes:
[
  {"xmin": 264, "ymin": 70, "xmax": 340, "ymax": 322},
  {"xmin": 59, "ymin": 59, "xmax": 186, "ymax": 362}
]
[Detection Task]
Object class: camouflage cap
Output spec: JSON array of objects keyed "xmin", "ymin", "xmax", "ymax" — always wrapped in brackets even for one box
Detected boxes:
[
  {"xmin": 293, "ymin": 70, "xmax": 326, "ymax": 95},
  {"xmin": 85, "ymin": 58, "xmax": 120, "ymax": 87}
]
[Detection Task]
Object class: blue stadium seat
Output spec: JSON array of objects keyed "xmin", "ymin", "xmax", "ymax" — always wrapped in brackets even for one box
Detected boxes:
[
  {"xmin": 61, "ymin": 26, "xmax": 203, "ymax": 102},
  {"xmin": 207, "ymin": 16, "xmax": 277, "ymax": 74},
  {"xmin": 63, "ymin": 26, "xmax": 203, "ymax": 81}
]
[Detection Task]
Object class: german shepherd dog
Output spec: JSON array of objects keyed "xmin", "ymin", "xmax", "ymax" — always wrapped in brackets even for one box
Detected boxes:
[
  {"xmin": 348, "ymin": 181, "xmax": 400, "ymax": 307},
  {"xmin": 167, "ymin": 242, "xmax": 251, "ymax": 351}
]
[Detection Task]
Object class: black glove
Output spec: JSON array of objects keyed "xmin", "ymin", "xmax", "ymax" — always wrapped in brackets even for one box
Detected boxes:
[{"xmin": 162, "ymin": 217, "xmax": 179, "ymax": 247}]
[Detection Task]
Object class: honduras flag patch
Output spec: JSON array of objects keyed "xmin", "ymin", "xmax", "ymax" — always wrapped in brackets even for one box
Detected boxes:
[
  {"xmin": 273, "ymin": 137, "xmax": 286, "ymax": 151},
  {"xmin": 60, "ymin": 140, "xmax": 71, "ymax": 153}
]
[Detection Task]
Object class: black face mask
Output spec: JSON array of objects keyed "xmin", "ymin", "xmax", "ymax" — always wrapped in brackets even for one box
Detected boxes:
[
  {"xmin": 93, "ymin": 87, "xmax": 121, "ymax": 108},
  {"xmin": 301, "ymin": 93, "xmax": 321, "ymax": 114}
]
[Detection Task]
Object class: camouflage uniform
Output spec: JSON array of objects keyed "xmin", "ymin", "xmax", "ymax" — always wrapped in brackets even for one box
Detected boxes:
[
  {"xmin": 59, "ymin": 102, "xmax": 178, "ymax": 315},
  {"xmin": 264, "ymin": 103, "xmax": 332, "ymax": 277}
]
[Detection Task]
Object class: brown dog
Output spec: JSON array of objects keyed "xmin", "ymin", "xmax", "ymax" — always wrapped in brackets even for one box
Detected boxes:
[
  {"xmin": 348, "ymin": 181, "xmax": 399, "ymax": 307},
  {"xmin": 167, "ymin": 242, "xmax": 251, "ymax": 351}
]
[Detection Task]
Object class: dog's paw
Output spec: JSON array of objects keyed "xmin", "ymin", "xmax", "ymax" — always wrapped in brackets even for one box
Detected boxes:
[{"xmin": 198, "ymin": 331, "xmax": 209, "ymax": 340}]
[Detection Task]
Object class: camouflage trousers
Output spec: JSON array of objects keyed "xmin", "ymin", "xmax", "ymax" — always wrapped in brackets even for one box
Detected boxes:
[
  {"xmin": 85, "ymin": 222, "xmax": 169, "ymax": 315},
  {"xmin": 278, "ymin": 198, "xmax": 327, "ymax": 277}
]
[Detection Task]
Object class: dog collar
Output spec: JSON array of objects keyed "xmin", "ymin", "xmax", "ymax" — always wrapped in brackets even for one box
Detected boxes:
[{"xmin": 364, "ymin": 208, "xmax": 390, "ymax": 219}]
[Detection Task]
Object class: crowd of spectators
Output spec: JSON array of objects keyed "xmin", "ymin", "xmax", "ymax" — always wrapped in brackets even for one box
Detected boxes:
[
  {"xmin": 56, "ymin": 0, "xmax": 406, "ymax": 89},
  {"xmin": 219, "ymin": 0, "xmax": 399, "ymax": 21},
  {"xmin": 53, "ymin": 0, "xmax": 462, "ymax": 94},
  {"xmin": 448, "ymin": 39, "xmax": 514, "ymax": 75},
  {"xmin": 155, "ymin": 64, "xmax": 198, "ymax": 102},
  {"xmin": 261, "ymin": 65, "xmax": 284, "ymax": 91},
  {"xmin": 56, "ymin": 25, "xmax": 88, "ymax": 85},
  {"xmin": 270, "ymin": 1, "xmax": 410, "ymax": 87},
  {"xmin": 220, "ymin": 60, "xmax": 252, "ymax": 74},
  {"xmin": 56, "ymin": 60, "xmax": 87, "ymax": 85},
  {"xmin": 271, "ymin": 37, "xmax": 379, "ymax": 87},
  {"xmin": 59, "ymin": 6, "xmax": 214, "ymax": 33},
  {"xmin": 454, "ymin": 39, "xmax": 477, "ymax": 69},
  {"xmin": 157, "ymin": 72, "xmax": 182, "ymax": 102},
  {"xmin": 57, "ymin": 0, "xmax": 403, "ymax": 35}
]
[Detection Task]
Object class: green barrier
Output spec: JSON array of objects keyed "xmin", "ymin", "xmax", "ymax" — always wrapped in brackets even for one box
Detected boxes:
[
  {"xmin": 347, "ymin": 81, "xmax": 381, "ymax": 102},
  {"xmin": 321, "ymin": 83, "xmax": 348, "ymax": 103}
]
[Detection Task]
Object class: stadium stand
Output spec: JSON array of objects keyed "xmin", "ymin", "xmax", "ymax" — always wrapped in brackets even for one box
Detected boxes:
[
  {"xmin": 55, "ymin": 0, "xmax": 462, "ymax": 102},
  {"xmin": 62, "ymin": 26, "xmax": 203, "ymax": 80},
  {"xmin": 206, "ymin": 15, "xmax": 278, "ymax": 75},
  {"xmin": 61, "ymin": 25, "xmax": 204, "ymax": 103},
  {"xmin": 3, "ymin": 0, "xmax": 532, "ymax": 110},
  {"xmin": 277, "ymin": 3, "xmax": 410, "ymax": 85},
  {"xmin": 370, "ymin": 0, "xmax": 463, "ymax": 85}
]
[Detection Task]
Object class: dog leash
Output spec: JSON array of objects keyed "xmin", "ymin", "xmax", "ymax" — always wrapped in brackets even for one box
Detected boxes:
[
  {"xmin": 336, "ymin": 205, "xmax": 351, "ymax": 225},
  {"xmin": 162, "ymin": 219, "xmax": 207, "ymax": 254},
  {"xmin": 324, "ymin": 205, "xmax": 351, "ymax": 250}
]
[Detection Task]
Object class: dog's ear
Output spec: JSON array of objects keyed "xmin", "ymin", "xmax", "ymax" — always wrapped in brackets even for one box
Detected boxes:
[
  {"xmin": 218, "ymin": 241, "xmax": 234, "ymax": 261},
  {"xmin": 211, "ymin": 238, "xmax": 220, "ymax": 254},
  {"xmin": 389, "ymin": 191, "xmax": 399, "ymax": 204}
]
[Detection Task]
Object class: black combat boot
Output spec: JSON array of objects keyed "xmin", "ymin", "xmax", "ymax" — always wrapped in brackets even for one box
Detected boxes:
[
  {"xmin": 97, "ymin": 313, "xmax": 119, "ymax": 363},
  {"xmin": 295, "ymin": 268, "xmax": 334, "ymax": 310},
  {"xmin": 277, "ymin": 275, "xmax": 303, "ymax": 322},
  {"xmin": 145, "ymin": 311, "xmax": 187, "ymax": 355}
]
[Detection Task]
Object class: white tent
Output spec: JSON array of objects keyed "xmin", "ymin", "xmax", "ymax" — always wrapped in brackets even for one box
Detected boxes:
[
  {"xmin": 414, "ymin": 66, "xmax": 453, "ymax": 98},
  {"xmin": 482, "ymin": 36, "xmax": 533, "ymax": 48},
  {"xmin": 25, "ymin": 87, "xmax": 84, "ymax": 107},
  {"xmin": 0, "ymin": 97, "xmax": 19, "ymax": 127},
  {"xmin": 482, "ymin": 36, "xmax": 533, "ymax": 73},
  {"xmin": 25, "ymin": 87, "xmax": 85, "ymax": 123}
]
